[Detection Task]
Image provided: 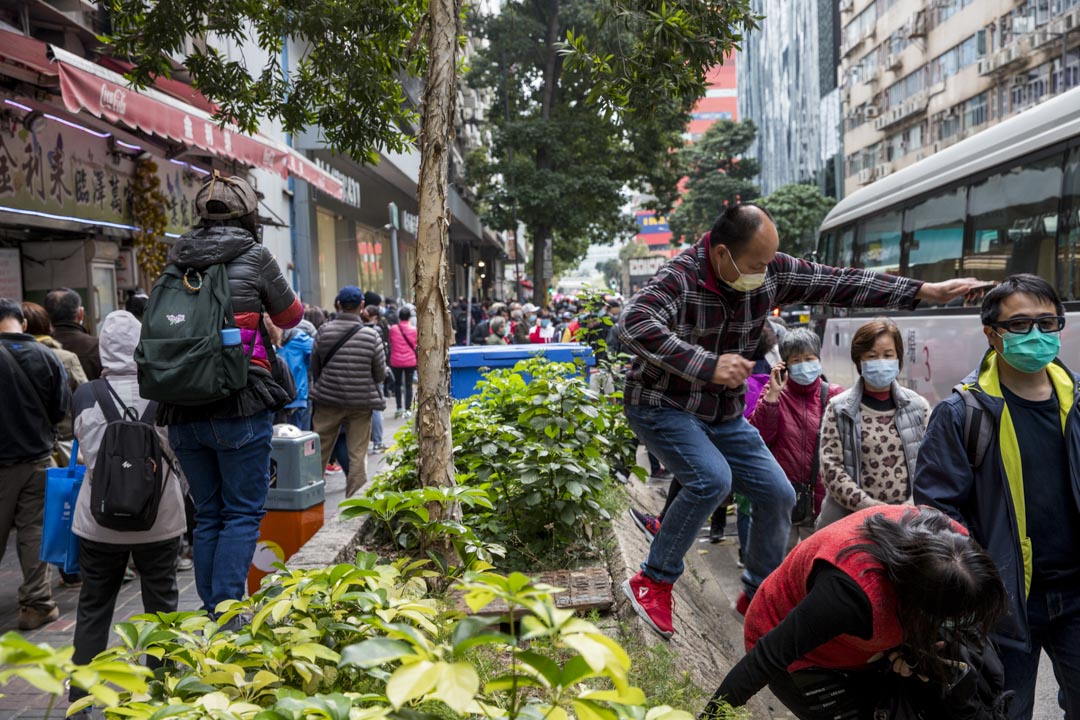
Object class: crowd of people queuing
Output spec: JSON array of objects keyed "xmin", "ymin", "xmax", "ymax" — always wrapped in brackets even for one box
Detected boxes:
[
  {"xmin": 615, "ymin": 203, "xmax": 1077, "ymax": 720},
  {"xmin": 0, "ymin": 171, "xmax": 1077, "ymax": 720}
]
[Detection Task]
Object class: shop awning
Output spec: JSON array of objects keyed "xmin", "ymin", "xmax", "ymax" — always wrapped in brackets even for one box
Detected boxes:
[
  {"xmin": 0, "ymin": 28, "xmax": 58, "ymax": 83},
  {"xmin": 50, "ymin": 46, "xmax": 343, "ymax": 200}
]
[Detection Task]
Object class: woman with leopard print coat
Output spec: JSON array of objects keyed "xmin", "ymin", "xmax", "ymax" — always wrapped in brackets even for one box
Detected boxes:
[{"xmin": 816, "ymin": 319, "xmax": 930, "ymax": 529}]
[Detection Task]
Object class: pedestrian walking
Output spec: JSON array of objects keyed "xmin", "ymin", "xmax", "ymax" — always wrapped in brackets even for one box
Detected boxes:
[
  {"xmin": 310, "ymin": 286, "xmax": 386, "ymax": 497},
  {"xmin": 389, "ymin": 307, "xmax": 419, "ymax": 417},
  {"xmin": 45, "ymin": 288, "xmax": 101, "ymax": 381},
  {"xmin": 276, "ymin": 318, "xmax": 313, "ymax": 431},
  {"xmin": 617, "ymin": 202, "xmax": 981, "ymax": 639},
  {"xmin": 68, "ymin": 310, "xmax": 186, "ymax": 714},
  {"xmin": 364, "ymin": 304, "xmax": 389, "ymax": 453},
  {"xmin": 916, "ymin": 274, "xmax": 1080, "ymax": 720},
  {"xmin": 0, "ymin": 298, "xmax": 70, "ymax": 630},
  {"xmin": 816, "ymin": 319, "xmax": 929, "ymax": 529},
  {"xmin": 148, "ymin": 173, "xmax": 303, "ymax": 616}
]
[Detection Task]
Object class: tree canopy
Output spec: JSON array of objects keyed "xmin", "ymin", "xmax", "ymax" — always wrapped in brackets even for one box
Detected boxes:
[
  {"xmin": 666, "ymin": 119, "xmax": 760, "ymax": 245},
  {"xmin": 757, "ymin": 183, "xmax": 837, "ymax": 257}
]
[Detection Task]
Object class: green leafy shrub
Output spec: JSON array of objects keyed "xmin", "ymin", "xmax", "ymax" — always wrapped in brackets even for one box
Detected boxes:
[
  {"xmin": 41, "ymin": 556, "xmax": 741, "ymax": 720},
  {"xmin": 371, "ymin": 357, "xmax": 642, "ymax": 565}
]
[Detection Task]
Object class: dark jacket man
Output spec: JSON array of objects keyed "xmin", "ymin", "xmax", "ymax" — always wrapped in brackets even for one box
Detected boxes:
[
  {"xmin": 45, "ymin": 288, "xmax": 101, "ymax": 380},
  {"xmin": 0, "ymin": 298, "xmax": 70, "ymax": 630}
]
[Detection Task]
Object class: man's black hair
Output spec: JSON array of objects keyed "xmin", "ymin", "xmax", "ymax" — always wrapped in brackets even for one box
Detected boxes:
[
  {"xmin": 980, "ymin": 274, "xmax": 1063, "ymax": 326},
  {"xmin": 0, "ymin": 297, "xmax": 24, "ymax": 325},
  {"xmin": 43, "ymin": 288, "xmax": 81, "ymax": 325},
  {"xmin": 708, "ymin": 203, "xmax": 775, "ymax": 255}
]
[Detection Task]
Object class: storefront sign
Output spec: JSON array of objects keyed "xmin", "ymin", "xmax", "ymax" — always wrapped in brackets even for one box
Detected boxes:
[
  {"xmin": 401, "ymin": 210, "xmax": 419, "ymax": 237},
  {"xmin": 0, "ymin": 247, "xmax": 22, "ymax": 299},
  {"xmin": 0, "ymin": 107, "xmax": 200, "ymax": 236},
  {"xmin": 314, "ymin": 159, "xmax": 361, "ymax": 207},
  {"xmin": 628, "ymin": 255, "xmax": 668, "ymax": 278}
]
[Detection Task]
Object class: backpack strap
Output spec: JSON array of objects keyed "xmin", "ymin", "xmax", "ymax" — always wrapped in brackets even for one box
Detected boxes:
[
  {"xmin": 953, "ymin": 384, "xmax": 992, "ymax": 468},
  {"xmin": 92, "ymin": 379, "xmax": 141, "ymax": 423}
]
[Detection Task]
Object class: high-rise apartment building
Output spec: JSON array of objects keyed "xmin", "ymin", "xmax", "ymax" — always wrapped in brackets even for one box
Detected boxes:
[
  {"xmin": 738, "ymin": 0, "xmax": 844, "ymax": 196},
  {"xmin": 841, "ymin": 0, "xmax": 1080, "ymax": 196}
]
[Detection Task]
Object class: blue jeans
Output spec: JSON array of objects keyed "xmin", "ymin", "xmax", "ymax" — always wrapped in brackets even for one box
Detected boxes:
[
  {"xmin": 999, "ymin": 581, "xmax": 1080, "ymax": 719},
  {"xmin": 168, "ymin": 411, "xmax": 274, "ymax": 613},
  {"xmin": 625, "ymin": 404, "xmax": 794, "ymax": 593},
  {"xmin": 371, "ymin": 410, "xmax": 383, "ymax": 446}
]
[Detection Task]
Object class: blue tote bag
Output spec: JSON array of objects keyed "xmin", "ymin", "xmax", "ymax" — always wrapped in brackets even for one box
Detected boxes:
[{"xmin": 40, "ymin": 439, "xmax": 85, "ymax": 575}]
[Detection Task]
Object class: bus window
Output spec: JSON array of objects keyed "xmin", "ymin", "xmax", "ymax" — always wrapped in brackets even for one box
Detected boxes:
[
  {"xmin": 838, "ymin": 226, "xmax": 856, "ymax": 267},
  {"xmin": 1059, "ymin": 147, "xmax": 1080, "ymax": 300},
  {"xmin": 817, "ymin": 232, "xmax": 833, "ymax": 264},
  {"xmin": 966, "ymin": 154, "xmax": 1063, "ymax": 283},
  {"xmin": 905, "ymin": 187, "xmax": 966, "ymax": 283},
  {"xmin": 856, "ymin": 211, "xmax": 902, "ymax": 273}
]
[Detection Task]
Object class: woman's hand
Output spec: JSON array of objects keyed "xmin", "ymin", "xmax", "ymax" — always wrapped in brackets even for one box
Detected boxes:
[{"xmin": 763, "ymin": 362, "xmax": 787, "ymax": 402}]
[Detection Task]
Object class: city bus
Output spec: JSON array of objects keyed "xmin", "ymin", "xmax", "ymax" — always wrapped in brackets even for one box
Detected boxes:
[{"xmin": 814, "ymin": 83, "xmax": 1080, "ymax": 404}]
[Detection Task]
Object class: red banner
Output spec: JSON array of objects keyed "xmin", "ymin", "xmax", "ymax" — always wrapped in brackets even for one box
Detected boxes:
[{"xmin": 55, "ymin": 54, "xmax": 343, "ymax": 200}]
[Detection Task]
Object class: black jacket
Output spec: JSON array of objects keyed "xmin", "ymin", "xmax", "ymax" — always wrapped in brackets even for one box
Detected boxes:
[
  {"xmin": 51, "ymin": 322, "xmax": 101, "ymax": 380},
  {"xmin": 157, "ymin": 225, "xmax": 301, "ymax": 424},
  {"xmin": 0, "ymin": 333, "xmax": 71, "ymax": 465}
]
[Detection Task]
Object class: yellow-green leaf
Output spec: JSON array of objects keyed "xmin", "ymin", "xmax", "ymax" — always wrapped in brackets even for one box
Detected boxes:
[
  {"xmin": 430, "ymin": 662, "xmax": 479, "ymax": 714},
  {"xmin": 385, "ymin": 660, "xmax": 438, "ymax": 708}
]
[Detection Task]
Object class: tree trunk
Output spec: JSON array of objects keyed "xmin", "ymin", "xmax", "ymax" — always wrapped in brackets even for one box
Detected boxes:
[
  {"xmin": 415, "ymin": 0, "xmax": 460, "ymax": 501},
  {"xmin": 533, "ymin": 0, "xmax": 560, "ymax": 306}
]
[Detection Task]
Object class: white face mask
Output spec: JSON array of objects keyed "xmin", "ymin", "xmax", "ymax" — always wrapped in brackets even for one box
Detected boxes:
[{"xmin": 723, "ymin": 251, "xmax": 766, "ymax": 292}]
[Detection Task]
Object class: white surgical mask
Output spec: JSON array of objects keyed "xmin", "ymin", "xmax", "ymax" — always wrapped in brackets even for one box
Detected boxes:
[
  {"xmin": 788, "ymin": 360, "xmax": 822, "ymax": 386},
  {"xmin": 861, "ymin": 358, "xmax": 900, "ymax": 389},
  {"xmin": 723, "ymin": 252, "xmax": 766, "ymax": 292}
]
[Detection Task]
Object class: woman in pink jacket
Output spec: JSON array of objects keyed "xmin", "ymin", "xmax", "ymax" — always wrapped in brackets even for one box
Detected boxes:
[
  {"xmin": 749, "ymin": 328, "xmax": 844, "ymax": 544},
  {"xmin": 388, "ymin": 307, "xmax": 418, "ymax": 419}
]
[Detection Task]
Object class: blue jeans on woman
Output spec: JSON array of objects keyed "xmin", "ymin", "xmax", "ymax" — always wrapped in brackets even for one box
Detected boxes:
[
  {"xmin": 625, "ymin": 404, "xmax": 794, "ymax": 595},
  {"xmin": 371, "ymin": 410, "xmax": 383, "ymax": 447},
  {"xmin": 168, "ymin": 411, "xmax": 274, "ymax": 613}
]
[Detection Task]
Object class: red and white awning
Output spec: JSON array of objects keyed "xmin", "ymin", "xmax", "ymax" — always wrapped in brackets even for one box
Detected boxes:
[{"xmin": 49, "ymin": 46, "xmax": 343, "ymax": 200}]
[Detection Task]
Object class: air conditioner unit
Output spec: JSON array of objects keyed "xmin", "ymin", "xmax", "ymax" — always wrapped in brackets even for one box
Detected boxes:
[
  {"xmin": 874, "ymin": 115, "xmax": 889, "ymax": 131},
  {"xmin": 978, "ymin": 57, "xmax": 995, "ymax": 76},
  {"xmin": 876, "ymin": 162, "xmax": 894, "ymax": 178},
  {"xmin": 885, "ymin": 53, "xmax": 902, "ymax": 71},
  {"xmin": 1034, "ymin": 30, "xmax": 1053, "ymax": 47},
  {"xmin": 866, "ymin": 105, "xmax": 880, "ymax": 118},
  {"xmin": 907, "ymin": 11, "xmax": 927, "ymax": 38},
  {"xmin": 858, "ymin": 168, "xmax": 874, "ymax": 184}
]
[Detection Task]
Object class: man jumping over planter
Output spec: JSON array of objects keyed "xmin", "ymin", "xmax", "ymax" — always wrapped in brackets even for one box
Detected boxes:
[{"xmin": 617, "ymin": 203, "xmax": 981, "ymax": 639}]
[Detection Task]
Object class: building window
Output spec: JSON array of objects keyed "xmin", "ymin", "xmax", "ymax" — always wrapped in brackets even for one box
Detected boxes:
[
  {"xmin": 934, "ymin": 109, "xmax": 961, "ymax": 142},
  {"xmin": 963, "ymin": 92, "xmax": 988, "ymax": 131}
]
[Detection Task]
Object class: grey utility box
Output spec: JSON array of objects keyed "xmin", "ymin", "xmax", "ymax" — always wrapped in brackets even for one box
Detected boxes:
[{"xmin": 266, "ymin": 426, "xmax": 325, "ymax": 511}]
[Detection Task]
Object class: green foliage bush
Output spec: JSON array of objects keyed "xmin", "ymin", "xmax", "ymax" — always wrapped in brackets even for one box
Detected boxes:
[
  {"xmin": 360, "ymin": 357, "xmax": 642, "ymax": 566},
  {"xmin": 46, "ymin": 555, "xmax": 727, "ymax": 720}
]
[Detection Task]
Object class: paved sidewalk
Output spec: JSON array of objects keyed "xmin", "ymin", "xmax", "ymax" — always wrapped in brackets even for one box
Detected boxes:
[{"xmin": 0, "ymin": 411, "xmax": 407, "ymax": 718}]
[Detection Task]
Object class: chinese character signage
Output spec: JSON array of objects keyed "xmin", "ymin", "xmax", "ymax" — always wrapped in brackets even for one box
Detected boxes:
[{"xmin": 0, "ymin": 110, "xmax": 200, "ymax": 236}]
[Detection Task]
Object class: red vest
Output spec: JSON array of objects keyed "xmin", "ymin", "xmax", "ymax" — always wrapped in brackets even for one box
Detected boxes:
[{"xmin": 744, "ymin": 505, "xmax": 966, "ymax": 672}]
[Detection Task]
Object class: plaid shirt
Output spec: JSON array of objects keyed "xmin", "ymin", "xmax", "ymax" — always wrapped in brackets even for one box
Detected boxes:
[{"xmin": 618, "ymin": 239, "xmax": 923, "ymax": 422}]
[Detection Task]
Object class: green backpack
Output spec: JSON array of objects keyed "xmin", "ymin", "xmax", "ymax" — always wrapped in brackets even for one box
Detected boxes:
[{"xmin": 135, "ymin": 263, "xmax": 251, "ymax": 405}]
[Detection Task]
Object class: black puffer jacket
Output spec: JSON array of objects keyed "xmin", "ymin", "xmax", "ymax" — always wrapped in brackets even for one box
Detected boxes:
[
  {"xmin": 310, "ymin": 314, "xmax": 387, "ymax": 410},
  {"xmin": 157, "ymin": 225, "xmax": 302, "ymax": 424}
]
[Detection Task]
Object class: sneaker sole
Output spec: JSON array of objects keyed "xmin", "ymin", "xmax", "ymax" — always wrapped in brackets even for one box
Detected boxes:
[
  {"xmin": 627, "ymin": 510, "xmax": 656, "ymax": 544},
  {"xmin": 621, "ymin": 580, "xmax": 673, "ymax": 640}
]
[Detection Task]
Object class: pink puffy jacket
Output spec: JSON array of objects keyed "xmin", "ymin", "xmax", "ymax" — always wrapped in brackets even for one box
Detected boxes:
[
  {"xmin": 749, "ymin": 377, "xmax": 845, "ymax": 514},
  {"xmin": 388, "ymin": 321, "xmax": 418, "ymax": 369}
]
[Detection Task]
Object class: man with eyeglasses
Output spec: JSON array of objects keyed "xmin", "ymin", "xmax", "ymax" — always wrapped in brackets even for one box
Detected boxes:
[{"xmin": 916, "ymin": 273, "xmax": 1080, "ymax": 720}]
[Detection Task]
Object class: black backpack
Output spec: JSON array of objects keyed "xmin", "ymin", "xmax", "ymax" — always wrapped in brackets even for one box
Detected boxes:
[
  {"xmin": 136, "ymin": 262, "xmax": 252, "ymax": 405},
  {"xmin": 90, "ymin": 380, "xmax": 169, "ymax": 532},
  {"xmin": 954, "ymin": 384, "xmax": 994, "ymax": 468}
]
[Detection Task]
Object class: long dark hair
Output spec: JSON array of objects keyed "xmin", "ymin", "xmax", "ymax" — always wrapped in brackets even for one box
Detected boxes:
[{"xmin": 837, "ymin": 507, "xmax": 1009, "ymax": 683}]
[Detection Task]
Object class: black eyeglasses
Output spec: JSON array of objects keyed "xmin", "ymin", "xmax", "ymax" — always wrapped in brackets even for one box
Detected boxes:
[{"xmin": 989, "ymin": 315, "xmax": 1066, "ymax": 335}]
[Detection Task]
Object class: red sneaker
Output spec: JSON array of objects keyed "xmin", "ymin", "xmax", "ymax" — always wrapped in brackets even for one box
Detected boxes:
[
  {"xmin": 734, "ymin": 591, "xmax": 751, "ymax": 618},
  {"xmin": 622, "ymin": 571, "xmax": 674, "ymax": 639}
]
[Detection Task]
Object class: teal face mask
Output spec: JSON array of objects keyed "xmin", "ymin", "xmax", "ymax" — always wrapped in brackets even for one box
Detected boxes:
[{"xmin": 1000, "ymin": 327, "xmax": 1061, "ymax": 374}]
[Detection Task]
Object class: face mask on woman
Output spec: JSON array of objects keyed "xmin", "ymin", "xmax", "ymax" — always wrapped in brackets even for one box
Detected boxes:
[
  {"xmin": 787, "ymin": 360, "xmax": 822, "ymax": 386},
  {"xmin": 861, "ymin": 358, "xmax": 900, "ymax": 388}
]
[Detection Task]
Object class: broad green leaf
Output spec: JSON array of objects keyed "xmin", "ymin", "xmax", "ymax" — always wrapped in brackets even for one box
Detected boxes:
[{"xmin": 340, "ymin": 638, "xmax": 413, "ymax": 669}]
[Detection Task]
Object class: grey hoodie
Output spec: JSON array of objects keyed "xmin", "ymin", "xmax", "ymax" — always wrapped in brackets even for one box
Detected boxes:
[{"xmin": 72, "ymin": 311, "xmax": 186, "ymax": 544}]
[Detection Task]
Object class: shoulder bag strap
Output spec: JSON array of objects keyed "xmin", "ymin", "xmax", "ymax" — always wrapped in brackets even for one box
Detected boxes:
[
  {"xmin": 321, "ymin": 323, "xmax": 364, "ymax": 369},
  {"xmin": 395, "ymin": 323, "xmax": 417, "ymax": 354},
  {"xmin": 0, "ymin": 343, "xmax": 52, "ymax": 424},
  {"xmin": 809, "ymin": 382, "xmax": 831, "ymax": 486}
]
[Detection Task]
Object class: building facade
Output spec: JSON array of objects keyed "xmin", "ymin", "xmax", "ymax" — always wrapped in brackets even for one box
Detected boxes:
[
  {"xmin": 841, "ymin": 0, "xmax": 1080, "ymax": 197},
  {"xmin": 737, "ymin": 0, "xmax": 843, "ymax": 197},
  {"xmin": 629, "ymin": 56, "xmax": 740, "ymax": 261}
]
